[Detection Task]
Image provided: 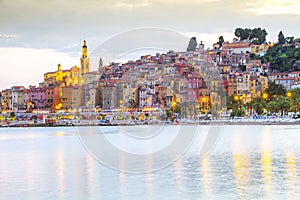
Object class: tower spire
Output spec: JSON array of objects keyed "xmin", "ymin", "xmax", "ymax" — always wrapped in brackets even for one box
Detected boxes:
[
  {"xmin": 80, "ymin": 40, "xmax": 90, "ymax": 78},
  {"xmin": 82, "ymin": 40, "xmax": 88, "ymax": 58}
]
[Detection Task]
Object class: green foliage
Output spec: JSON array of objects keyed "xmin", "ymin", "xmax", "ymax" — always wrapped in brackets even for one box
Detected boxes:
[
  {"xmin": 252, "ymin": 40, "xmax": 260, "ymax": 45},
  {"xmin": 266, "ymin": 95, "xmax": 291, "ymax": 116},
  {"xmin": 261, "ymin": 45, "xmax": 300, "ymax": 72},
  {"xmin": 226, "ymin": 95, "xmax": 239, "ymax": 110},
  {"xmin": 165, "ymin": 109, "xmax": 172, "ymax": 118},
  {"xmin": 266, "ymin": 82, "xmax": 286, "ymax": 100},
  {"xmin": 172, "ymin": 105, "xmax": 181, "ymax": 113},
  {"xmin": 267, "ymin": 101, "xmax": 279, "ymax": 113},
  {"xmin": 275, "ymin": 96, "xmax": 291, "ymax": 116},
  {"xmin": 187, "ymin": 37, "xmax": 197, "ymax": 51},
  {"xmin": 265, "ymin": 89, "xmax": 299, "ymax": 115},
  {"xmin": 234, "ymin": 27, "xmax": 268, "ymax": 44},
  {"xmin": 250, "ymin": 97, "xmax": 266, "ymax": 115},
  {"xmin": 285, "ymin": 37, "xmax": 294, "ymax": 44},
  {"xmin": 290, "ymin": 88, "xmax": 300, "ymax": 113},
  {"xmin": 230, "ymin": 108, "xmax": 244, "ymax": 117},
  {"xmin": 10, "ymin": 112, "xmax": 16, "ymax": 119},
  {"xmin": 250, "ymin": 53, "xmax": 260, "ymax": 60}
]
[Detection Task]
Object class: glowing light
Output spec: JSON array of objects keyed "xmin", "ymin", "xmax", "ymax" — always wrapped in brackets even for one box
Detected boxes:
[
  {"xmin": 261, "ymin": 127, "xmax": 272, "ymax": 197},
  {"xmin": 234, "ymin": 95, "xmax": 239, "ymax": 101},
  {"xmin": 285, "ymin": 151, "xmax": 296, "ymax": 196},
  {"xmin": 262, "ymin": 93, "xmax": 269, "ymax": 100},
  {"xmin": 201, "ymin": 156, "xmax": 212, "ymax": 199}
]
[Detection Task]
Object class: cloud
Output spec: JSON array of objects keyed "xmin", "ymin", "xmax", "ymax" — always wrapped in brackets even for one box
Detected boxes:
[
  {"xmin": 0, "ymin": 34, "xmax": 16, "ymax": 38},
  {"xmin": 247, "ymin": 0, "xmax": 300, "ymax": 15},
  {"xmin": 115, "ymin": 0, "xmax": 152, "ymax": 8},
  {"xmin": 1, "ymin": 0, "xmax": 300, "ymax": 90},
  {"xmin": 62, "ymin": 42, "xmax": 82, "ymax": 50}
]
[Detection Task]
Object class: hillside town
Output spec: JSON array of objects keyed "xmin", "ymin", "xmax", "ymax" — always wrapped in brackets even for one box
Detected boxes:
[{"xmin": 1, "ymin": 30, "xmax": 300, "ymax": 122}]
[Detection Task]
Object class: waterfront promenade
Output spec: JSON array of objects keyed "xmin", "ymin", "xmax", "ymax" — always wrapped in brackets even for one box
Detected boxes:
[{"xmin": 1, "ymin": 116, "xmax": 300, "ymax": 127}]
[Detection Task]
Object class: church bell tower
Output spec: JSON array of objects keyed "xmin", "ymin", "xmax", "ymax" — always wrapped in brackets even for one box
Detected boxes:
[{"xmin": 80, "ymin": 40, "xmax": 90, "ymax": 75}]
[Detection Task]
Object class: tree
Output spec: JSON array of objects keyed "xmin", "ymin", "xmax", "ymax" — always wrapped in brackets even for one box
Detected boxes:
[
  {"xmin": 267, "ymin": 101, "xmax": 279, "ymax": 114},
  {"xmin": 252, "ymin": 40, "xmax": 260, "ymax": 45},
  {"xmin": 10, "ymin": 112, "xmax": 16, "ymax": 120},
  {"xmin": 234, "ymin": 27, "xmax": 268, "ymax": 44},
  {"xmin": 165, "ymin": 109, "xmax": 172, "ymax": 118},
  {"xmin": 285, "ymin": 37, "xmax": 294, "ymax": 44},
  {"xmin": 217, "ymin": 36, "xmax": 224, "ymax": 48},
  {"xmin": 251, "ymin": 97, "xmax": 266, "ymax": 115},
  {"xmin": 258, "ymin": 28, "xmax": 268, "ymax": 44},
  {"xmin": 187, "ymin": 37, "xmax": 197, "ymax": 51},
  {"xmin": 275, "ymin": 96, "xmax": 291, "ymax": 116},
  {"xmin": 227, "ymin": 95, "xmax": 239, "ymax": 110},
  {"xmin": 260, "ymin": 44, "xmax": 300, "ymax": 72},
  {"xmin": 249, "ymin": 28, "xmax": 268, "ymax": 44},
  {"xmin": 266, "ymin": 81, "xmax": 286, "ymax": 100},
  {"xmin": 290, "ymin": 88, "xmax": 300, "ymax": 114},
  {"xmin": 278, "ymin": 31, "xmax": 285, "ymax": 45},
  {"xmin": 240, "ymin": 29, "xmax": 249, "ymax": 41},
  {"xmin": 234, "ymin": 28, "xmax": 243, "ymax": 40}
]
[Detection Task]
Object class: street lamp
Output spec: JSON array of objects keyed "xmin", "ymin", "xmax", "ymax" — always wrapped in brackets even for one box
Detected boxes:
[
  {"xmin": 234, "ymin": 95, "xmax": 241, "ymax": 110},
  {"xmin": 201, "ymin": 97, "xmax": 207, "ymax": 114},
  {"xmin": 262, "ymin": 93, "xmax": 269, "ymax": 100},
  {"xmin": 234, "ymin": 95, "xmax": 239, "ymax": 102},
  {"xmin": 27, "ymin": 102, "xmax": 33, "ymax": 112},
  {"xmin": 286, "ymin": 91, "xmax": 292, "ymax": 98}
]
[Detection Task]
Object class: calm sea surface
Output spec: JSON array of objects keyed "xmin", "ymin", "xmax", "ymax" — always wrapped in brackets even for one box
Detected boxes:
[{"xmin": 0, "ymin": 125, "xmax": 300, "ymax": 200}]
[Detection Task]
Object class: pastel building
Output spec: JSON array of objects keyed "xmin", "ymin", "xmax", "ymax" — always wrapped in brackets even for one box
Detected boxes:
[
  {"xmin": 102, "ymin": 84, "xmax": 117, "ymax": 110},
  {"xmin": 222, "ymin": 42, "xmax": 251, "ymax": 54},
  {"xmin": 10, "ymin": 86, "xmax": 27, "ymax": 110},
  {"xmin": 1, "ymin": 89, "xmax": 11, "ymax": 111},
  {"xmin": 45, "ymin": 85, "xmax": 61, "ymax": 110},
  {"xmin": 28, "ymin": 86, "xmax": 46, "ymax": 109},
  {"xmin": 61, "ymin": 86, "xmax": 83, "ymax": 110},
  {"xmin": 275, "ymin": 78, "xmax": 294, "ymax": 90}
]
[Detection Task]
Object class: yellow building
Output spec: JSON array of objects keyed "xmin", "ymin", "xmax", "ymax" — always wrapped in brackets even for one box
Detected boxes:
[
  {"xmin": 61, "ymin": 86, "xmax": 83, "ymax": 110},
  {"xmin": 250, "ymin": 44, "xmax": 269, "ymax": 56},
  {"xmin": 44, "ymin": 40, "xmax": 90, "ymax": 87},
  {"xmin": 43, "ymin": 40, "xmax": 91, "ymax": 110},
  {"xmin": 259, "ymin": 75, "xmax": 268, "ymax": 95},
  {"xmin": 249, "ymin": 77, "xmax": 259, "ymax": 99},
  {"xmin": 44, "ymin": 64, "xmax": 81, "ymax": 87}
]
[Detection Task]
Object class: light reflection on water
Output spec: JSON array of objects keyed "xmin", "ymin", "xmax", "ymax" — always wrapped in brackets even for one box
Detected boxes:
[{"xmin": 0, "ymin": 125, "xmax": 300, "ymax": 199}]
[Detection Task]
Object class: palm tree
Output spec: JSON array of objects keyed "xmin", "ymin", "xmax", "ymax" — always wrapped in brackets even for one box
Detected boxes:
[
  {"xmin": 250, "ymin": 97, "xmax": 266, "ymax": 115},
  {"xmin": 275, "ymin": 96, "xmax": 291, "ymax": 116},
  {"xmin": 267, "ymin": 101, "xmax": 279, "ymax": 114},
  {"xmin": 290, "ymin": 88, "xmax": 300, "ymax": 114}
]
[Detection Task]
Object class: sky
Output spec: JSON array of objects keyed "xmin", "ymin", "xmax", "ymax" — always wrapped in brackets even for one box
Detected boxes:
[{"xmin": 0, "ymin": 0, "xmax": 300, "ymax": 89}]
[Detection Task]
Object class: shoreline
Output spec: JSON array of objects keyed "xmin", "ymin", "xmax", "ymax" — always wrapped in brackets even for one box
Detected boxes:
[{"xmin": 1, "ymin": 120, "xmax": 300, "ymax": 128}]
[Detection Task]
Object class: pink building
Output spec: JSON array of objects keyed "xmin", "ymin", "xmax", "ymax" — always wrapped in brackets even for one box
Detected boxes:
[{"xmin": 28, "ymin": 86, "xmax": 46, "ymax": 109}]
